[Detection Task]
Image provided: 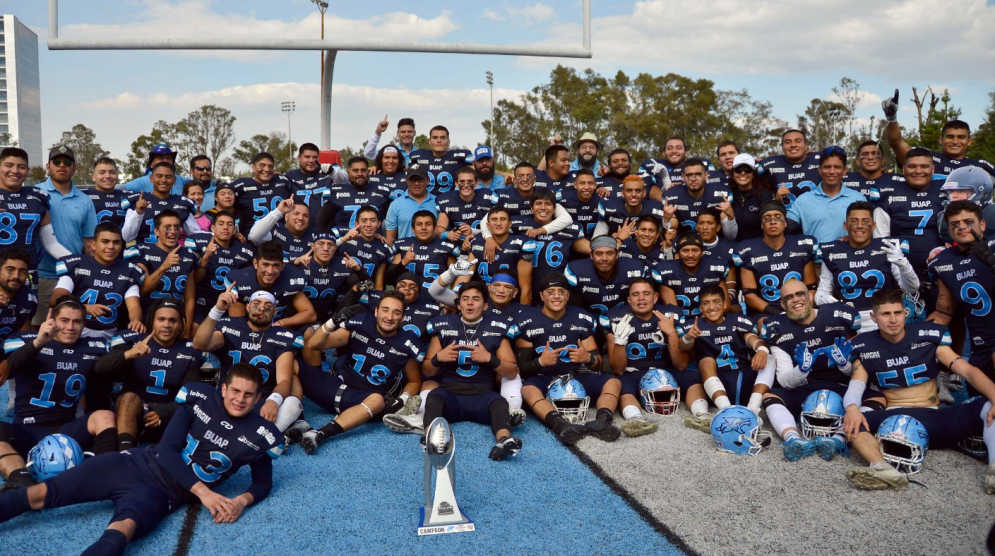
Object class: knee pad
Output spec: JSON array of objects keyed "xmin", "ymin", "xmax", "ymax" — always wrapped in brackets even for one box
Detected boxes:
[
  {"xmin": 703, "ymin": 376, "xmax": 725, "ymax": 399},
  {"xmin": 761, "ymin": 396, "xmax": 785, "ymax": 410}
]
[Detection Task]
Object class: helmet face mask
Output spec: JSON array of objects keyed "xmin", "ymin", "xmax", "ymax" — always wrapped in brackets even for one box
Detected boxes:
[
  {"xmin": 875, "ymin": 414, "xmax": 929, "ymax": 474},
  {"xmin": 940, "ymin": 166, "xmax": 993, "ymax": 208},
  {"xmin": 547, "ymin": 375, "xmax": 590, "ymax": 424},
  {"xmin": 639, "ymin": 369, "xmax": 681, "ymax": 415},
  {"xmin": 800, "ymin": 389, "xmax": 845, "ymax": 439}
]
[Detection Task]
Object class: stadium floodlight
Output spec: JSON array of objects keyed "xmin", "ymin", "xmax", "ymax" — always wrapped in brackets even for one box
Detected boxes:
[
  {"xmin": 486, "ymin": 71, "xmax": 494, "ymax": 161},
  {"xmin": 281, "ymin": 101, "xmax": 296, "ymax": 162},
  {"xmin": 46, "ymin": 0, "xmax": 592, "ymax": 151}
]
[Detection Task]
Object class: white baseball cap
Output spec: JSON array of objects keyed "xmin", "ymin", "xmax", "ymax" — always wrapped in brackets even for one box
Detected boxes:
[{"xmin": 732, "ymin": 153, "xmax": 756, "ymax": 170}]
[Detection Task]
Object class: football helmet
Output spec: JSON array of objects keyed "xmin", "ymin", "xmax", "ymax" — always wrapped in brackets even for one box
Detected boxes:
[
  {"xmin": 876, "ymin": 414, "xmax": 929, "ymax": 474},
  {"xmin": 903, "ymin": 290, "xmax": 926, "ymax": 323},
  {"xmin": 27, "ymin": 434, "xmax": 84, "ymax": 482},
  {"xmin": 547, "ymin": 375, "xmax": 590, "ymax": 424},
  {"xmin": 711, "ymin": 405, "xmax": 771, "ymax": 456},
  {"xmin": 639, "ymin": 369, "xmax": 680, "ymax": 415},
  {"xmin": 940, "ymin": 166, "xmax": 993, "ymax": 207},
  {"xmin": 800, "ymin": 389, "xmax": 845, "ymax": 439}
]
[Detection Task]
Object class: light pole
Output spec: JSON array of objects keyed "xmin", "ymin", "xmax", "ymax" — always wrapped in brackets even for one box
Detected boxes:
[
  {"xmin": 282, "ymin": 101, "xmax": 295, "ymax": 166},
  {"xmin": 311, "ymin": 0, "xmax": 328, "ymax": 82},
  {"xmin": 486, "ymin": 71, "xmax": 494, "ymax": 163}
]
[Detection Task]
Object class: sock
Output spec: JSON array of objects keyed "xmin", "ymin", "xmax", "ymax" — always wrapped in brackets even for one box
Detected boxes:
[
  {"xmin": 982, "ymin": 401, "xmax": 995, "ymax": 465},
  {"xmin": 871, "ymin": 460, "xmax": 893, "ymax": 471},
  {"xmin": 117, "ymin": 433, "xmax": 136, "ymax": 452},
  {"xmin": 93, "ymin": 428, "xmax": 118, "ymax": 456},
  {"xmin": 81, "ymin": 529, "xmax": 128, "ymax": 556},
  {"xmin": 544, "ymin": 411, "xmax": 565, "ymax": 432},
  {"xmin": 596, "ymin": 408, "xmax": 613, "ymax": 422},
  {"xmin": 274, "ymin": 396, "xmax": 304, "ymax": 432},
  {"xmin": 714, "ymin": 395, "xmax": 730, "ymax": 410},
  {"xmin": 0, "ymin": 487, "xmax": 32, "ymax": 523},
  {"xmin": 316, "ymin": 421, "xmax": 345, "ymax": 437},
  {"xmin": 622, "ymin": 405, "xmax": 642, "ymax": 420},
  {"xmin": 690, "ymin": 399, "xmax": 710, "ymax": 417},
  {"xmin": 5, "ymin": 468, "xmax": 34, "ymax": 488},
  {"xmin": 832, "ymin": 431, "xmax": 848, "ymax": 444},
  {"xmin": 500, "ymin": 375, "xmax": 523, "ymax": 410},
  {"xmin": 765, "ymin": 403, "xmax": 797, "ymax": 439},
  {"xmin": 487, "ymin": 399, "xmax": 511, "ymax": 435},
  {"xmin": 418, "ymin": 389, "xmax": 431, "ymax": 414}
]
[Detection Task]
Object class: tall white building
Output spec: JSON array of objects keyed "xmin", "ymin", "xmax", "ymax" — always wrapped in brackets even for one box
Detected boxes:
[{"xmin": 1, "ymin": 15, "xmax": 42, "ymax": 167}]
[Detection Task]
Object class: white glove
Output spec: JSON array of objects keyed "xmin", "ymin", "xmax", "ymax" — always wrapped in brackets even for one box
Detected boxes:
[
  {"xmin": 451, "ymin": 257, "xmax": 476, "ymax": 277},
  {"xmin": 649, "ymin": 162, "xmax": 672, "ymax": 190},
  {"xmin": 320, "ymin": 163, "xmax": 333, "ymax": 174},
  {"xmin": 612, "ymin": 314, "xmax": 635, "ymax": 346},
  {"xmin": 881, "ymin": 239, "xmax": 908, "ymax": 268}
]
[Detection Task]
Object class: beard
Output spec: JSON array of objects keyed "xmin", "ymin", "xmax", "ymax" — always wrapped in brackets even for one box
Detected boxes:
[{"xmin": 578, "ymin": 153, "xmax": 597, "ymax": 169}]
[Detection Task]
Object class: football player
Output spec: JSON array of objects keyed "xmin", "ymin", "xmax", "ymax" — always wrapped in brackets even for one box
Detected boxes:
[
  {"xmin": 759, "ymin": 129, "xmax": 822, "ymax": 206},
  {"xmin": 230, "ymin": 153, "xmax": 291, "ymax": 236},
  {"xmin": 596, "ymin": 148, "xmax": 660, "ymax": 202},
  {"xmin": 357, "ymin": 273, "xmax": 443, "ymax": 340},
  {"xmin": 565, "ymin": 235, "xmax": 647, "ymax": 322},
  {"xmin": 364, "ymin": 116, "xmax": 417, "ymax": 167},
  {"xmin": 134, "ymin": 210, "xmax": 198, "ymax": 333},
  {"xmin": 558, "ymin": 169, "xmax": 602, "ymax": 241},
  {"xmin": 842, "ymin": 289, "xmax": 995, "ymax": 491},
  {"xmin": 517, "ymin": 191, "xmax": 587, "ymax": 304},
  {"xmin": 662, "ymin": 159, "xmax": 734, "ymax": 234},
  {"xmin": 87, "ymin": 157, "xmax": 129, "ymax": 228},
  {"xmin": 333, "ymin": 205, "xmax": 394, "ymax": 290},
  {"xmin": 937, "ymin": 166, "xmax": 995, "ymax": 242},
  {"xmin": 315, "ymin": 157, "xmax": 390, "ymax": 231},
  {"xmin": 190, "ymin": 211, "xmax": 256, "ymax": 324},
  {"xmin": 457, "ymin": 206, "xmax": 531, "ymax": 288},
  {"xmin": 617, "ymin": 215, "xmax": 667, "ymax": 268},
  {"xmin": 842, "ymin": 141, "xmax": 902, "ymax": 202},
  {"xmin": 598, "ymin": 175, "xmax": 666, "ymax": 237},
  {"xmin": 641, "ymin": 137, "xmax": 689, "ymax": 189},
  {"xmin": 408, "ymin": 125, "xmax": 473, "ymax": 195},
  {"xmin": 285, "ymin": 143, "xmax": 334, "ymax": 225},
  {"xmin": 534, "ymin": 144, "xmax": 574, "ymax": 191},
  {"xmin": 485, "ymin": 161, "xmax": 574, "ymax": 227},
  {"xmin": 0, "ymin": 249, "xmax": 38, "ymax": 361},
  {"xmin": 0, "ymin": 364, "xmax": 283, "ymax": 554},
  {"xmin": 248, "ymin": 198, "xmax": 315, "ymax": 264},
  {"xmin": 434, "ymin": 166, "xmax": 491, "ymax": 241},
  {"xmin": 297, "ymin": 231, "xmax": 359, "ymax": 324},
  {"xmin": 225, "ymin": 240, "xmax": 317, "ymax": 328},
  {"xmin": 121, "ymin": 162, "xmax": 202, "ymax": 244},
  {"xmin": 652, "ymin": 233, "xmax": 732, "ymax": 316},
  {"xmin": 390, "ymin": 210, "xmax": 460, "ymax": 289}
]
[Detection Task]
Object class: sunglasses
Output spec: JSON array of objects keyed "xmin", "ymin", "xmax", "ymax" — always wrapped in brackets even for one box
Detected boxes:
[
  {"xmin": 193, "ymin": 166, "xmax": 212, "ymax": 172},
  {"xmin": 50, "ymin": 158, "xmax": 75, "ymax": 167},
  {"xmin": 733, "ymin": 166, "xmax": 753, "ymax": 174}
]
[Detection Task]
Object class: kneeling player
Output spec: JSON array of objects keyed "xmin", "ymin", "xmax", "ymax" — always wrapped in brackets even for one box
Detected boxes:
[
  {"xmin": 516, "ymin": 273, "xmax": 622, "ymax": 445},
  {"xmin": 678, "ymin": 285, "xmax": 773, "ymax": 428},
  {"xmin": 421, "ymin": 282, "xmax": 522, "ymax": 460},
  {"xmin": 0, "ymin": 364, "xmax": 283, "ymax": 554},
  {"xmin": 843, "ymin": 289, "xmax": 995, "ymax": 491}
]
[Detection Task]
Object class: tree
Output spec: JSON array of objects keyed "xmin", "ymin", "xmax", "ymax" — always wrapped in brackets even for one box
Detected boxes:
[
  {"xmin": 796, "ymin": 98, "xmax": 849, "ymax": 150},
  {"xmin": 968, "ymin": 89, "xmax": 995, "ymax": 165},
  {"xmin": 174, "ymin": 105, "xmax": 237, "ymax": 167},
  {"xmin": 0, "ymin": 133, "xmax": 17, "ymax": 147},
  {"xmin": 232, "ymin": 132, "xmax": 298, "ymax": 174},
  {"xmin": 124, "ymin": 120, "xmax": 179, "ymax": 179},
  {"xmin": 52, "ymin": 124, "xmax": 108, "ymax": 184},
  {"xmin": 717, "ymin": 89, "xmax": 788, "ymax": 158},
  {"xmin": 28, "ymin": 167, "xmax": 46, "ymax": 181}
]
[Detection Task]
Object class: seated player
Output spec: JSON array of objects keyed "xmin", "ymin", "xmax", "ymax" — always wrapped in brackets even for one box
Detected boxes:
[
  {"xmin": 842, "ymin": 289, "xmax": 995, "ymax": 492},
  {"xmin": 420, "ymin": 282, "xmax": 522, "ymax": 460},
  {"xmin": 247, "ymin": 198, "xmax": 315, "ymax": 264},
  {"xmin": 678, "ymin": 285, "xmax": 773, "ymax": 428},
  {"xmin": 191, "ymin": 211, "xmax": 256, "ymax": 324},
  {"xmin": 606, "ymin": 277, "xmax": 697, "ymax": 437},
  {"xmin": 653, "ymin": 232, "xmax": 732, "ymax": 316},
  {"xmin": 761, "ymin": 279, "xmax": 862, "ymax": 461},
  {"xmin": 193, "ymin": 287, "xmax": 301, "ymax": 433},
  {"xmin": 0, "ymin": 364, "xmax": 283, "ymax": 554},
  {"xmin": 516, "ymin": 273, "xmax": 621, "ymax": 445},
  {"xmin": 295, "ymin": 291, "xmax": 424, "ymax": 454},
  {"xmin": 356, "ymin": 272, "xmax": 443, "ymax": 340},
  {"xmin": 565, "ymin": 235, "xmax": 647, "ymax": 323},
  {"xmin": 96, "ymin": 299, "xmax": 203, "ymax": 451},
  {"xmin": 226, "ymin": 240, "xmax": 317, "ymax": 328},
  {"xmin": 457, "ymin": 206, "xmax": 532, "ymax": 288},
  {"xmin": 52, "ymin": 222, "xmax": 145, "ymax": 339},
  {"xmin": 390, "ymin": 210, "xmax": 459, "ymax": 289},
  {"xmin": 0, "ymin": 298, "xmax": 117, "ymax": 492},
  {"xmin": 135, "ymin": 210, "xmax": 198, "ymax": 335},
  {"xmin": 333, "ymin": 205, "xmax": 394, "ymax": 290}
]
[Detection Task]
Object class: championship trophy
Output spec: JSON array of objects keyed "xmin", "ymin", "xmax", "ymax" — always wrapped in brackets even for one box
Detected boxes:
[{"xmin": 417, "ymin": 417, "xmax": 475, "ymax": 535}]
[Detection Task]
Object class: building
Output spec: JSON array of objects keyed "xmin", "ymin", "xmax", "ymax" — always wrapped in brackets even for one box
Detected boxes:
[{"xmin": 1, "ymin": 15, "xmax": 42, "ymax": 167}]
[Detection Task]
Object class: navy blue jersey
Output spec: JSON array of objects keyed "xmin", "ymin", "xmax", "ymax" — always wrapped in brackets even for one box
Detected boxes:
[
  {"xmin": 818, "ymin": 238, "xmax": 897, "ymax": 311},
  {"xmin": 639, "ymin": 158, "xmax": 685, "ymax": 188},
  {"xmin": 519, "ymin": 217, "xmax": 584, "ymax": 298},
  {"xmin": 109, "ymin": 331, "xmax": 202, "ymax": 403},
  {"xmin": 489, "ymin": 302, "xmax": 529, "ymax": 328},
  {"xmin": 86, "ymin": 189, "xmax": 130, "ymax": 229},
  {"xmin": 269, "ymin": 225, "xmax": 315, "ymax": 262},
  {"xmin": 231, "ymin": 176, "xmax": 291, "ymax": 235},
  {"xmin": 300, "ymin": 256, "xmax": 354, "ymax": 322},
  {"xmin": 191, "ymin": 237, "xmax": 255, "ymax": 317},
  {"xmin": 369, "ymin": 171, "xmax": 408, "ymax": 201},
  {"xmin": 127, "ymin": 193, "xmax": 198, "ymax": 244},
  {"xmin": 393, "ymin": 237, "xmax": 459, "ymax": 289},
  {"xmin": 4, "ymin": 333, "xmax": 107, "ymax": 426},
  {"xmin": 213, "ymin": 317, "xmax": 296, "ymax": 394},
  {"xmin": 359, "ymin": 290, "xmax": 443, "ymax": 339},
  {"xmin": 161, "ymin": 382, "xmax": 282, "ymax": 488},
  {"xmin": 929, "ymin": 241, "xmax": 995, "ymax": 347},
  {"xmin": 596, "ymin": 173, "xmax": 657, "ymax": 200},
  {"xmin": 618, "ymin": 239, "xmax": 666, "ymax": 269},
  {"xmin": 851, "ymin": 321, "xmax": 951, "ymax": 390},
  {"xmin": 733, "ymin": 235, "xmax": 817, "ymax": 304},
  {"xmin": 0, "ymin": 187, "xmax": 50, "ymax": 269},
  {"xmin": 556, "ymin": 187, "xmax": 600, "ymax": 239},
  {"xmin": 408, "ymin": 149, "xmax": 473, "ymax": 195},
  {"xmin": 662, "ymin": 183, "xmax": 732, "ymax": 232},
  {"xmin": 604, "ymin": 303, "xmax": 683, "ymax": 371},
  {"xmin": 425, "ymin": 314, "xmax": 513, "ymax": 390},
  {"xmin": 707, "ymin": 169, "xmax": 728, "ymax": 186},
  {"xmin": 761, "ymin": 302, "xmax": 860, "ymax": 384},
  {"xmin": 487, "ymin": 187, "xmax": 547, "ymax": 219},
  {"xmin": 0, "ymin": 285, "xmax": 37, "ymax": 361},
  {"xmin": 929, "ymin": 150, "xmax": 995, "ymax": 179},
  {"xmin": 874, "ymin": 181, "xmax": 945, "ymax": 274},
  {"xmin": 730, "ymin": 187, "xmax": 775, "ymax": 242},
  {"xmin": 466, "ymin": 233, "xmax": 528, "ymax": 284},
  {"xmin": 515, "ymin": 306, "xmax": 598, "ymax": 377},
  {"xmin": 285, "ymin": 168, "xmax": 333, "ymax": 225},
  {"xmin": 227, "ymin": 264, "xmax": 306, "ymax": 319},
  {"xmin": 759, "ymin": 152, "xmax": 821, "ymax": 206},
  {"xmin": 333, "ymin": 312, "xmax": 424, "ymax": 394},
  {"xmin": 681, "ymin": 314, "xmax": 757, "ymax": 371},
  {"xmin": 322, "ymin": 183, "xmax": 389, "ymax": 229},
  {"xmin": 564, "ymin": 257, "xmax": 646, "ymax": 321},
  {"xmin": 702, "ymin": 238, "xmax": 737, "ymax": 264},
  {"xmin": 842, "ymin": 172, "xmax": 901, "ymax": 205},
  {"xmin": 651, "ymin": 256, "xmax": 730, "ymax": 316},
  {"xmin": 337, "ymin": 235, "xmax": 393, "ymax": 277},
  {"xmin": 598, "ymin": 198, "xmax": 665, "ymax": 236},
  {"xmin": 534, "ymin": 170, "xmax": 573, "ymax": 192},
  {"xmin": 55, "ymin": 254, "xmax": 144, "ymax": 331},
  {"xmin": 435, "ymin": 189, "xmax": 491, "ymax": 232},
  {"xmin": 135, "ymin": 241, "xmax": 198, "ymax": 311}
]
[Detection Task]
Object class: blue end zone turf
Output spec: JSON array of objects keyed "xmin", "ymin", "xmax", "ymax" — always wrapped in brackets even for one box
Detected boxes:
[{"xmin": 1, "ymin": 398, "xmax": 686, "ymax": 554}]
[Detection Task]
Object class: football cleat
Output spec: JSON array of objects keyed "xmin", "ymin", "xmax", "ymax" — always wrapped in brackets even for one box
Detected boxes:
[
  {"xmin": 620, "ymin": 417, "xmax": 658, "ymax": 437},
  {"xmin": 986, "ymin": 463, "xmax": 995, "ymax": 495},
  {"xmin": 488, "ymin": 437, "xmax": 523, "ymax": 461},
  {"xmin": 585, "ymin": 418, "xmax": 622, "ymax": 442},
  {"xmin": 846, "ymin": 462, "xmax": 909, "ymax": 491},
  {"xmin": 782, "ymin": 436, "xmax": 817, "ymax": 461},
  {"xmin": 383, "ymin": 413, "xmax": 424, "ymax": 435},
  {"xmin": 936, "ymin": 372, "xmax": 955, "ymax": 404},
  {"xmin": 684, "ymin": 414, "xmax": 713, "ymax": 434},
  {"xmin": 509, "ymin": 408, "xmax": 527, "ymax": 427},
  {"xmin": 814, "ymin": 435, "xmax": 849, "ymax": 461},
  {"xmin": 301, "ymin": 430, "xmax": 324, "ymax": 455},
  {"xmin": 394, "ymin": 395, "xmax": 421, "ymax": 416},
  {"xmin": 283, "ymin": 419, "xmax": 312, "ymax": 446},
  {"xmin": 948, "ymin": 373, "xmax": 965, "ymax": 392}
]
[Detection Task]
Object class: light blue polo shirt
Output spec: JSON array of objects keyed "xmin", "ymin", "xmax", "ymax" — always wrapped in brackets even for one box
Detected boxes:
[
  {"xmin": 786, "ymin": 183, "xmax": 867, "ymax": 245},
  {"xmin": 36, "ymin": 178, "xmax": 98, "ymax": 279},
  {"xmin": 385, "ymin": 190, "xmax": 438, "ymax": 240}
]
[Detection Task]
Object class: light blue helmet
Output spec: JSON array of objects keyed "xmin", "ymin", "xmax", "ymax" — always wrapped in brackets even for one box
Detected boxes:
[
  {"xmin": 876, "ymin": 414, "xmax": 929, "ymax": 474},
  {"xmin": 800, "ymin": 389, "xmax": 845, "ymax": 439},
  {"xmin": 547, "ymin": 375, "xmax": 590, "ymax": 424},
  {"xmin": 941, "ymin": 166, "xmax": 993, "ymax": 208},
  {"xmin": 903, "ymin": 291, "xmax": 926, "ymax": 323},
  {"xmin": 711, "ymin": 405, "xmax": 771, "ymax": 456},
  {"xmin": 639, "ymin": 369, "xmax": 680, "ymax": 415},
  {"xmin": 27, "ymin": 434, "xmax": 84, "ymax": 482}
]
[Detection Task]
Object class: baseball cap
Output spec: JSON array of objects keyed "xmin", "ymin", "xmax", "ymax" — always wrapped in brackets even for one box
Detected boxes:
[
  {"xmin": 215, "ymin": 182, "xmax": 235, "ymax": 194},
  {"xmin": 732, "ymin": 153, "xmax": 756, "ymax": 170},
  {"xmin": 473, "ymin": 146, "xmax": 494, "ymax": 160},
  {"xmin": 48, "ymin": 145, "xmax": 76, "ymax": 162},
  {"xmin": 406, "ymin": 164, "xmax": 429, "ymax": 179}
]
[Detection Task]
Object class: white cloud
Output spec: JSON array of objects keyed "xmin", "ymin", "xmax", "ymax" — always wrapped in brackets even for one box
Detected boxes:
[
  {"xmin": 479, "ymin": 3, "xmax": 555, "ymax": 25},
  {"xmin": 826, "ymin": 90, "xmax": 883, "ymax": 109}
]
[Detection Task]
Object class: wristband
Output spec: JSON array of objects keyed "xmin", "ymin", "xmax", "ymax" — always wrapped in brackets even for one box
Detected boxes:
[
  {"xmin": 431, "ymin": 354, "xmax": 442, "ymax": 368},
  {"xmin": 949, "ymin": 356, "xmax": 963, "ymax": 370},
  {"xmin": 208, "ymin": 307, "xmax": 225, "ymax": 321},
  {"xmin": 487, "ymin": 353, "xmax": 501, "ymax": 369},
  {"xmin": 756, "ymin": 346, "xmax": 770, "ymax": 354},
  {"xmin": 681, "ymin": 334, "xmax": 694, "ymax": 345},
  {"xmin": 321, "ymin": 319, "xmax": 336, "ymax": 334},
  {"xmin": 588, "ymin": 352, "xmax": 598, "ymax": 366},
  {"xmin": 267, "ymin": 393, "xmax": 284, "ymax": 406}
]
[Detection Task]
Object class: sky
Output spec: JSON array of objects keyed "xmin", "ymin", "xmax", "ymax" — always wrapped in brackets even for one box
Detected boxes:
[{"xmin": 5, "ymin": 0, "xmax": 995, "ymax": 170}]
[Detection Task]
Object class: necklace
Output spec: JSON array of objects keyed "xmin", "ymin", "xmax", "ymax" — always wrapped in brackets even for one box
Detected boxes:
[{"xmin": 460, "ymin": 316, "xmax": 483, "ymax": 345}]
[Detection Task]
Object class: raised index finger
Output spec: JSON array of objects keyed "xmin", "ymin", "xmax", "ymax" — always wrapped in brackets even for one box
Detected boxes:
[
  {"xmin": 225, "ymin": 281, "xmax": 237, "ymax": 292},
  {"xmin": 144, "ymin": 332, "xmax": 155, "ymax": 343}
]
